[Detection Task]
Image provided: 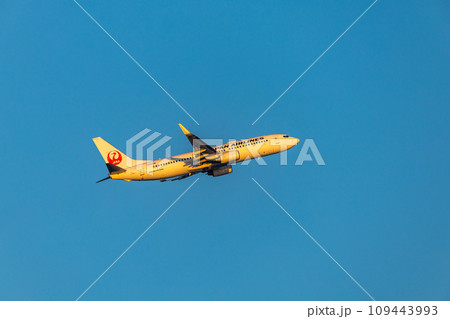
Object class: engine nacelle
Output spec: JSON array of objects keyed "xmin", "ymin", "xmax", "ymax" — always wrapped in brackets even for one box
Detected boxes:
[
  {"xmin": 208, "ymin": 165, "xmax": 233, "ymax": 177},
  {"xmin": 206, "ymin": 151, "xmax": 240, "ymax": 164}
]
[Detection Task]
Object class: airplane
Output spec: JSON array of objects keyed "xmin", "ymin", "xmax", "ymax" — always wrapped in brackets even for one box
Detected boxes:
[{"xmin": 93, "ymin": 124, "xmax": 299, "ymax": 183}]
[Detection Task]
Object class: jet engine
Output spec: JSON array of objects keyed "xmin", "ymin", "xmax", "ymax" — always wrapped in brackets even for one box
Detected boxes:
[{"xmin": 208, "ymin": 165, "xmax": 233, "ymax": 177}]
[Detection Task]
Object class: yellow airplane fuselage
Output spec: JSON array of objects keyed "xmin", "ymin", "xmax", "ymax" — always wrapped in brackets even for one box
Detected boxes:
[{"xmin": 109, "ymin": 134, "xmax": 299, "ymax": 181}]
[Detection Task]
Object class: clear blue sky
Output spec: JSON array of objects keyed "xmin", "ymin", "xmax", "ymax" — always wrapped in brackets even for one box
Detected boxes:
[{"xmin": 1, "ymin": 0, "xmax": 449, "ymax": 301}]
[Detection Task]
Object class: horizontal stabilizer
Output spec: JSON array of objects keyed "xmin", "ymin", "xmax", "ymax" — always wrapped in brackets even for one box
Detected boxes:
[{"xmin": 96, "ymin": 176, "xmax": 111, "ymax": 183}]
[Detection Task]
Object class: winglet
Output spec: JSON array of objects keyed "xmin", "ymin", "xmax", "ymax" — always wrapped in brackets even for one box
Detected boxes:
[
  {"xmin": 177, "ymin": 123, "xmax": 216, "ymax": 154},
  {"xmin": 178, "ymin": 123, "xmax": 191, "ymax": 136}
]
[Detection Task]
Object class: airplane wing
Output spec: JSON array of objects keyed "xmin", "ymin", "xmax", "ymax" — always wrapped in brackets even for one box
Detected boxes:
[
  {"xmin": 178, "ymin": 123, "xmax": 216, "ymax": 154},
  {"xmin": 160, "ymin": 172, "xmax": 198, "ymax": 182}
]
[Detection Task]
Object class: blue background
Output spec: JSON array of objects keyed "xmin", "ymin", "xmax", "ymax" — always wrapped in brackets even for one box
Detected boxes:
[{"xmin": 1, "ymin": 0, "xmax": 449, "ymax": 300}]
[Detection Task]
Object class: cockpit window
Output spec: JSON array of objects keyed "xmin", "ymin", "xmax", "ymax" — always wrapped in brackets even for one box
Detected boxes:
[{"xmin": 283, "ymin": 135, "xmax": 289, "ymax": 137}]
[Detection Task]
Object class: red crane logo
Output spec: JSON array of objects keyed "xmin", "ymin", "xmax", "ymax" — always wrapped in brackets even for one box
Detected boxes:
[{"xmin": 107, "ymin": 150, "xmax": 122, "ymax": 165}]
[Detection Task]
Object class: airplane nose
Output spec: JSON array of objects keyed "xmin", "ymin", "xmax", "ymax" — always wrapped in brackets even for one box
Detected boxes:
[{"xmin": 288, "ymin": 137, "xmax": 300, "ymax": 148}]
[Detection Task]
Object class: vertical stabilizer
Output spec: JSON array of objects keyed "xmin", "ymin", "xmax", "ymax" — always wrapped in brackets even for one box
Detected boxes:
[{"xmin": 92, "ymin": 137, "xmax": 135, "ymax": 169}]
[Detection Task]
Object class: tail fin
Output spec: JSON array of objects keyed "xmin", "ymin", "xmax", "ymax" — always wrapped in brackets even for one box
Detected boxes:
[{"xmin": 92, "ymin": 137, "xmax": 135, "ymax": 169}]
